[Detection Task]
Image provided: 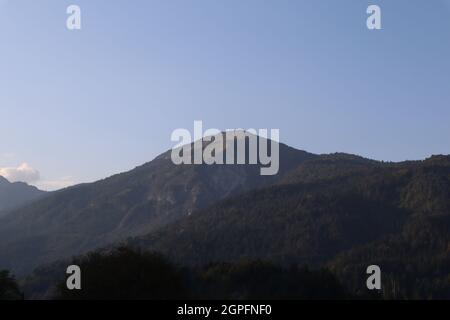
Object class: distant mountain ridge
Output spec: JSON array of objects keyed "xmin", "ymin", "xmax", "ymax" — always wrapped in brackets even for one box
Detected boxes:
[{"xmin": 0, "ymin": 176, "xmax": 46, "ymax": 217}]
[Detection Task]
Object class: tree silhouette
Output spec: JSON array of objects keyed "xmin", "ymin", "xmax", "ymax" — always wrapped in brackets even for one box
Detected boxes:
[
  {"xmin": 55, "ymin": 247, "xmax": 187, "ymax": 300},
  {"xmin": 0, "ymin": 270, "xmax": 22, "ymax": 300}
]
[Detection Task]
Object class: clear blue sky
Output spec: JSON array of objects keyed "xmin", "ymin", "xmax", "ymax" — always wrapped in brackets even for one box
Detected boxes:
[{"xmin": 1, "ymin": 0, "xmax": 450, "ymax": 190}]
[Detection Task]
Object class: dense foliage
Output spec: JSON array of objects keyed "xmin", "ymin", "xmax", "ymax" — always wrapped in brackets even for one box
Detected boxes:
[
  {"xmin": 51, "ymin": 247, "xmax": 349, "ymax": 300},
  {"xmin": 128, "ymin": 155, "xmax": 450, "ymax": 299},
  {"xmin": 0, "ymin": 270, "xmax": 22, "ymax": 300},
  {"xmin": 55, "ymin": 247, "xmax": 186, "ymax": 300}
]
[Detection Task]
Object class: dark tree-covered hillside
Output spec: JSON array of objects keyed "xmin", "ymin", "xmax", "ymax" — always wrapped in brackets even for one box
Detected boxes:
[
  {"xmin": 0, "ymin": 270, "xmax": 22, "ymax": 300},
  {"xmin": 51, "ymin": 247, "xmax": 350, "ymax": 300},
  {"xmin": 55, "ymin": 247, "xmax": 187, "ymax": 300}
]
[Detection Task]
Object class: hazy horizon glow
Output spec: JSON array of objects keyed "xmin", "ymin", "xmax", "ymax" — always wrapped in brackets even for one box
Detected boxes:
[{"xmin": 1, "ymin": 0, "xmax": 450, "ymax": 191}]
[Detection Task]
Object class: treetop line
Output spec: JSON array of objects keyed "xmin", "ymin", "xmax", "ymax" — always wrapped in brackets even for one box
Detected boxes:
[{"xmin": 65, "ymin": 4, "xmax": 383, "ymax": 31}]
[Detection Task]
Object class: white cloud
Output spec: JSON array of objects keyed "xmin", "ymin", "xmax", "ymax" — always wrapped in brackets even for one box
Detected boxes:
[
  {"xmin": 0, "ymin": 163, "xmax": 40, "ymax": 184},
  {"xmin": 0, "ymin": 161, "xmax": 77, "ymax": 191}
]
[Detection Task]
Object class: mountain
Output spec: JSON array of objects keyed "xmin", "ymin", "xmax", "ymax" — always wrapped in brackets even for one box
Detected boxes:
[
  {"xmin": 126, "ymin": 154, "xmax": 401, "ymax": 266},
  {"xmin": 21, "ymin": 154, "xmax": 450, "ymax": 299},
  {"xmin": 0, "ymin": 133, "xmax": 316, "ymax": 275},
  {"xmin": 4, "ymin": 132, "xmax": 450, "ymax": 298},
  {"xmin": 0, "ymin": 176, "xmax": 46, "ymax": 217},
  {"xmin": 122, "ymin": 154, "xmax": 450, "ymax": 298}
]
